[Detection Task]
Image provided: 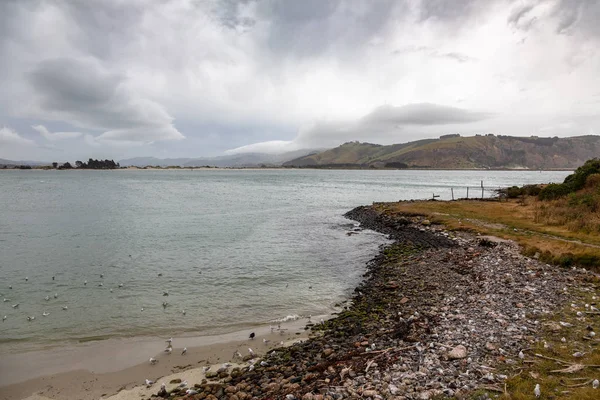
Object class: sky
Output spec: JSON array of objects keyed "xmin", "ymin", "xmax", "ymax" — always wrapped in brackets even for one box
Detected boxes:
[{"xmin": 1, "ymin": 0, "xmax": 600, "ymax": 162}]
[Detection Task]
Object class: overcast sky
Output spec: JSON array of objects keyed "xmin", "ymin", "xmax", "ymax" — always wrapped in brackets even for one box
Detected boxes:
[{"xmin": 1, "ymin": 0, "xmax": 600, "ymax": 161}]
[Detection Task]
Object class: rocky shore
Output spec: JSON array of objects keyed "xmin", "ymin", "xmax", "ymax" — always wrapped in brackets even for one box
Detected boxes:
[{"xmin": 147, "ymin": 205, "xmax": 597, "ymax": 400}]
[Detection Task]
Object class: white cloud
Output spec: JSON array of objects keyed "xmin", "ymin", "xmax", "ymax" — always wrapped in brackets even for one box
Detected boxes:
[
  {"xmin": 32, "ymin": 124, "xmax": 82, "ymax": 141},
  {"xmin": 0, "ymin": 126, "xmax": 35, "ymax": 147},
  {"xmin": 0, "ymin": 0, "xmax": 600, "ymax": 160}
]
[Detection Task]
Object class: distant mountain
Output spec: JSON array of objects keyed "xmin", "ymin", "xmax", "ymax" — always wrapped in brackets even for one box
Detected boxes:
[
  {"xmin": 119, "ymin": 149, "xmax": 321, "ymax": 168},
  {"xmin": 283, "ymin": 135, "xmax": 600, "ymax": 169},
  {"xmin": 0, "ymin": 158, "xmax": 49, "ymax": 166}
]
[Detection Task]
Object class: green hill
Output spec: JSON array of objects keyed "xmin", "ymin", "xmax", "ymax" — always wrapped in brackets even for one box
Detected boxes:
[{"xmin": 283, "ymin": 135, "xmax": 600, "ymax": 169}]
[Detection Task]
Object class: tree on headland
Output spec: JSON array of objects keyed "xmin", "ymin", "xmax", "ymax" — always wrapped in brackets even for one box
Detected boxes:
[
  {"xmin": 52, "ymin": 162, "xmax": 58, "ymax": 169},
  {"xmin": 72, "ymin": 159, "xmax": 119, "ymax": 169},
  {"xmin": 58, "ymin": 162, "xmax": 73, "ymax": 169}
]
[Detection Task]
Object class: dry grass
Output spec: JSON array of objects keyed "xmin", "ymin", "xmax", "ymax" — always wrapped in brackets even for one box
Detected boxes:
[{"xmin": 375, "ymin": 197, "xmax": 600, "ymax": 270}]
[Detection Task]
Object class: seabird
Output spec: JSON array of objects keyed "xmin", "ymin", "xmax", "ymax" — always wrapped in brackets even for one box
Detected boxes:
[
  {"xmin": 590, "ymin": 331, "xmax": 596, "ymax": 337},
  {"xmin": 249, "ymin": 332, "xmax": 255, "ymax": 339},
  {"xmin": 203, "ymin": 366, "xmax": 210, "ymax": 372},
  {"xmin": 27, "ymin": 316, "xmax": 35, "ymax": 321},
  {"xmin": 158, "ymin": 273, "xmax": 162, "ymax": 277},
  {"xmin": 98, "ymin": 283, "xmax": 103, "ymax": 287},
  {"xmin": 248, "ymin": 348, "xmax": 255, "ymax": 356},
  {"xmin": 163, "ymin": 290, "xmax": 169, "ymax": 296},
  {"xmin": 260, "ymin": 361, "xmax": 268, "ymax": 367},
  {"xmin": 42, "ymin": 312, "xmax": 50, "ymax": 317},
  {"xmin": 534, "ymin": 383, "xmax": 541, "ymax": 398},
  {"xmin": 84, "ymin": 280, "xmax": 87, "ymax": 285},
  {"xmin": 45, "ymin": 296, "xmax": 50, "ymax": 301},
  {"xmin": 165, "ymin": 347, "xmax": 172, "ymax": 354},
  {"xmin": 186, "ymin": 389, "xmax": 198, "ymax": 395},
  {"xmin": 593, "ymin": 379, "xmax": 599, "ymax": 389},
  {"xmin": 54, "ymin": 293, "xmax": 58, "ymax": 298},
  {"xmin": 110, "ymin": 288, "xmax": 113, "ymax": 293},
  {"xmin": 572, "ymin": 351, "xmax": 585, "ymax": 358},
  {"xmin": 518, "ymin": 350, "xmax": 525, "ymax": 359},
  {"xmin": 2, "ymin": 315, "xmax": 6, "ymax": 322},
  {"xmin": 162, "ymin": 301, "xmax": 168, "ymax": 308},
  {"xmin": 3, "ymin": 298, "xmax": 9, "ymax": 302},
  {"xmin": 178, "ymin": 381, "xmax": 187, "ymax": 388},
  {"xmin": 182, "ymin": 309, "xmax": 186, "ymax": 315},
  {"xmin": 62, "ymin": 306, "xmax": 68, "ymax": 310},
  {"xmin": 145, "ymin": 379, "xmax": 154, "ymax": 386},
  {"xmin": 141, "ymin": 307, "xmax": 144, "ymax": 311},
  {"xmin": 149, "ymin": 357, "xmax": 158, "ymax": 365},
  {"xmin": 12, "ymin": 303, "xmax": 19, "ymax": 308},
  {"xmin": 100, "ymin": 274, "xmax": 104, "ymax": 278},
  {"xmin": 263, "ymin": 338, "xmax": 270, "ymax": 344},
  {"xmin": 166, "ymin": 338, "xmax": 173, "ymax": 344},
  {"xmin": 25, "ymin": 277, "xmax": 28, "ymax": 281},
  {"xmin": 52, "ymin": 276, "xmax": 55, "ymax": 281},
  {"xmin": 9, "ymin": 285, "xmax": 12, "ymax": 289},
  {"xmin": 233, "ymin": 350, "xmax": 242, "ymax": 359},
  {"xmin": 118, "ymin": 283, "xmax": 124, "ymax": 288},
  {"xmin": 181, "ymin": 347, "xmax": 187, "ymax": 355},
  {"xmin": 561, "ymin": 337, "xmax": 567, "ymax": 343}
]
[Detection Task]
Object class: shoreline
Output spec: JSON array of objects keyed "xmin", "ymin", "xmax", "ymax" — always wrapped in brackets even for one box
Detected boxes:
[{"xmin": 0, "ymin": 316, "xmax": 319, "ymax": 399}]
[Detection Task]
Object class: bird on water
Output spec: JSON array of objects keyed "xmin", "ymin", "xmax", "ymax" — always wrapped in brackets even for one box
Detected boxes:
[{"xmin": 249, "ymin": 332, "xmax": 255, "ymax": 339}]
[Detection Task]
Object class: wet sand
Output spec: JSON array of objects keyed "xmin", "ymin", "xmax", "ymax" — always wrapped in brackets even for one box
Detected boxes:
[{"xmin": 0, "ymin": 317, "xmax": 319, "ymax": 400}]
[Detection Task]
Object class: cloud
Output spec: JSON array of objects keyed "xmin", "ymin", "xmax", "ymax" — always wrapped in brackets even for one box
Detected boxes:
[
  {"xmin": 0, "ymin": 126, "xmax": 35, "ymax": 146},
  {"xmin": 32, "ymin": 124, "xmax": 82, "ymax": 141},
  {"xmin": 360, "ymin": 103, "xmax": 491, "ymax": 126},
  {"xmin": 27, "ymin": 57, "xmax": 184, "ymax": 144},
  {"xmin": 1, "ymin": 0, "xmax": 600, "ymax": 161}
]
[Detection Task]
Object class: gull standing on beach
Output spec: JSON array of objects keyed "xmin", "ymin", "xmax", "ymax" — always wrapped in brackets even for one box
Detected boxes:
[
  {"xmin": 534, "ymin": 383, "xmax": 541, "ymax": 397},
  {"xmin": 145, "ymin": 379, "xmax": 154, "ymax": 386},
  {"xmin": 42, "ymin": 312, "xmax": 50, "ymax": 316},
  {"xmin": 149, "ymin": 357, "xmax": 158, "ymax": 365},
  {"xmin": 248, "ymin": 348, "xmax": 255, "ymax": 356},
  {"xmin": 166, "ymin": 337, "xmax": 173, "ymax": 344},
  {"xmin": 181, "ymin": 347, "xmax": 187, "ymax": 355},
  {"xmin": 165, "ymin": 347, "xmax": 172, "ymax": 354}
]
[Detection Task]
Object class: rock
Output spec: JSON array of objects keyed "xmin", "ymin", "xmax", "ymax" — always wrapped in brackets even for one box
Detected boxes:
[
  {"xmin": 323, "ymin": 348, "xmax": 334, "ymax": 357},
  {"xmin": 205, "ymin": 371, "xmax": 218, "ymax": 379},
  {"xmin": 447, "ymin": 345, "xmax": 468, "ymax": 360},
  {"xmin": 169, "ymin": 378, "xmax": 182, "ymax": 384},
  {"xmin": 363, "ymin": 389, "xmax": 378, "ymax": 397}
]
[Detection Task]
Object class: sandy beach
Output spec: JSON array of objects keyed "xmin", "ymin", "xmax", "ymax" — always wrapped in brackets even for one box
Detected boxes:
[{"xmin": 0, "ymin": 317, "xmax": 316, "ymax": 400}]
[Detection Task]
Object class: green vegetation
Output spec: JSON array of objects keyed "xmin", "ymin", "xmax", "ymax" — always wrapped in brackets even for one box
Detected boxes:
[{"xmin": 539, "ymin": 158, "xmax": 600, "ymax": 200}]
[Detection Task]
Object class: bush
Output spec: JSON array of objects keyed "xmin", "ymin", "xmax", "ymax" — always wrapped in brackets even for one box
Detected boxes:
[
  {"xmin": 539, "ymin": 158, "xmax": 600, "ymax": 200},
  {"xmin": 538, "ymin": 183, "xmax": 572, "ymax": 200}
]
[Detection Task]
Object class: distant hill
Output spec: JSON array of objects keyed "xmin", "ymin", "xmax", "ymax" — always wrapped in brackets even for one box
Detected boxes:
[
  {"xmin": 0, "ymin": 158, "xmax": 49, "ymax": 166},
  {"xmin": 283, "ymin": 135, "xmax": 600, "ymax": 169},
  {"xmin": 120, "ymin": 149, "xmax": 321, "ymax": 168}
]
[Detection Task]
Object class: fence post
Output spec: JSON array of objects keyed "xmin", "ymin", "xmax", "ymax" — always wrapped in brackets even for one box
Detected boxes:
[
  {"xmin": 481, "ymin": 180, "xmax": 484, "ymax": 199},
  {"xmin": 466, "ymin": 187, "xmax": 469, "ymax": 199},
  {"xmin": 451, "ymin": 188, "xmax": 454, "ymax": 200}
]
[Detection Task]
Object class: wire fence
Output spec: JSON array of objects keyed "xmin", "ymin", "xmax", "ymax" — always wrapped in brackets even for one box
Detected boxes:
[{"xmin": 429, "ymin": 181, "xmax": 503, "ymax": 201}]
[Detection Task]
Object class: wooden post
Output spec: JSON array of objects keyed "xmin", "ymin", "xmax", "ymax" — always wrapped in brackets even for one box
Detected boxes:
[
  {"xmin": 466, "ymin": 187, "xmax": 469, "ymax": 199},
  {"xmin": 481, "ymin": 180, "xmax": 484, "ymax": 199},
  {"xmin": 451, "ymin": 188, "xmax": 454, "ymax": 201}
]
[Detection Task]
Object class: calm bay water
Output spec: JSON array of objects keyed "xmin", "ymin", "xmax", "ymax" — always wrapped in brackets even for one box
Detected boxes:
[{"xmin": 0, "ymin": 169, "xmax": 570, "ymax": 353}]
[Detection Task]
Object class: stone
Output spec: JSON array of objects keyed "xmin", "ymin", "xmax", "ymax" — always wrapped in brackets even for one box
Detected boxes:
[{"xmin": 447, "ymin": 345, "xmax": 468, "ymax": 360}]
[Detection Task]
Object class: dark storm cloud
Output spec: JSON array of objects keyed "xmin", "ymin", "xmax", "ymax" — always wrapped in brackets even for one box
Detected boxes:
[
  {"xmin": 28, "ymin": 57, "xmax": 183, "ymax": 143},
  {"xmin": 361, "ymin": 104, "xmax": 492, "ymax": 127},
  {"xmin": 255, "ymin": 0, "xmax": 400, "ymax": 57}
]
